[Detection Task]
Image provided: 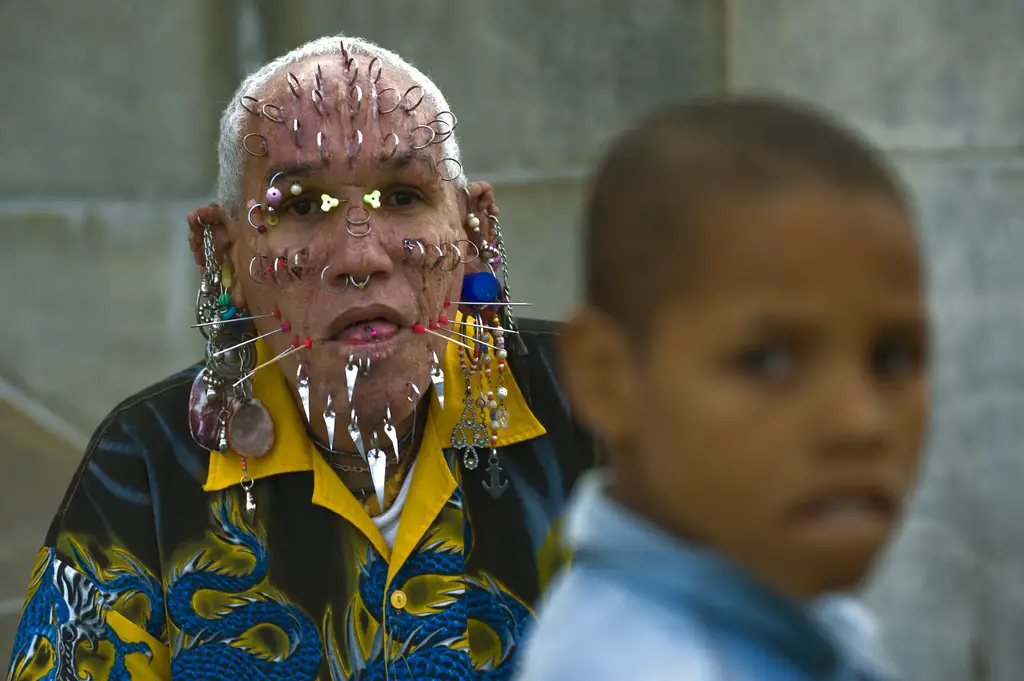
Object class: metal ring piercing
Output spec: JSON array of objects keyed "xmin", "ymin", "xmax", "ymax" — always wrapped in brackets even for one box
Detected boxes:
[
  {"xmin": 427, "ymin": 243, "xmax": 445, "ymax": 269},
  {"xmin": 455, "ymin": 239, "xmax": 480, "ymax": 265},
  {"xmin": 345, "ymin": 206, "xmax": 372, "ymax": 238},
  {"xmin": 249, "ymin": 256, "xmax": 269, "ymax": 284},
  {"xmin": 408, "ymin": 382, "xmax": 421, "ymax": 403},
  {"xmin": 349, "ymin": 85, "xmax": 363, "ymax": 117},
  {"xmin": 242, "ymin": 133, "xmax": 269, "ymax": 157},
  {"xmin": 401, "ymin": 85, "xmax": 425, "ymax": 112},
  {"xmin": 312, "ymin": 89, "xmax": 325, "ymax": 116},
  {"xmin": 435, "ymin": 110, "xmax": 458, "ymax": 130},
  {"xmin": 437, "ymin": 157, "xmax": 463, "ymax": 183},
  {"xmin": 321, "ymin": 265, "xmax": 349, "ymax": 293},
  {"xmin": 430, "ymin": 119, "xmax": 453, "ymax": 143},
  {"xmin": 378, "ymin": 88, "xmax": 400, "ymax": 115},
  {"xmin": 381, "ymin": 132, "xmax": 400, "ymax": 160},
  {"xmin": 440, "ymin": 242, "xmax": 462, "ymax": 272},
  {"xmin": 318, "ymin": 132, "xmax": 328, "ymax": 161},
  {"xmin": 349, "ymin": 274, "xmax": 371, "ymax": 290},
  {"xmin": 247, "ymin": 204, "xmax": 265, "ymax": 232},
  {"xmin": 261, "ymin": 103, "xmax": 285, "ymax": 123},
  {"xmin": 195, "ymin": 212, "xmax": 210, "ymax": 230},
  {"xmin": 293, "ymin": 119, "xmax": 301, "ymax": 146},
  {"xmin": 368, "ymin": 57, "xmax": 383, "ymax": 83},
  {"xmin": 411, "ymin": 125, "xmax": 436, "ymax": 151},
  {"xmin": 240, "ymin": 96, "xmax": 260, "ymax": 116},
  {"xmin": 347, "ymin": 130, "xmax": 363, "ymax": 162},
  {"xmin": 287, "ymin": 72, "xmax": 301, "ymax": 97},
  {"xmin": 403, "ymin": 238, "xmax": 425, "ymax": 265}
]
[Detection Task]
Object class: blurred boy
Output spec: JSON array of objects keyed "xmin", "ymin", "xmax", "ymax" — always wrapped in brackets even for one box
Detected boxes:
[{"xmin": 516, "ymin": 97, "xmax": 930, "ymax": 681}]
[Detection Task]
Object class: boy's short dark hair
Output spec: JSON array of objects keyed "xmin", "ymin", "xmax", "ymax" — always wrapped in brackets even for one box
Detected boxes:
[{"xmin": 584, "ymin": 95, "xmax": 909, "ymax": 345}]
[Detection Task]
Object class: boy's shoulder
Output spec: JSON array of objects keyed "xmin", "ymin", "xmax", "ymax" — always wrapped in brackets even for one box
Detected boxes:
[{"xmin": 516, "ymin": 567, "xmax": 722, "ymax": 681}]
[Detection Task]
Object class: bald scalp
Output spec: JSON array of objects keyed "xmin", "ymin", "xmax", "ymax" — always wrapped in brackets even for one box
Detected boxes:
[{"xmin": 584, "ymin": 96, "xmax": 910, "ymax": 346}]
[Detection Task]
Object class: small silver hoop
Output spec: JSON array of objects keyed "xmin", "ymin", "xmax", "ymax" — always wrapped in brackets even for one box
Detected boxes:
[
  {"xmin": 247, "ymin": 204, "xmax": 264, "ymax": 231},
  {"xmin": 261, "ymin": 103, "xmax": 285, "ymax": 123},
  {"xmin": 347, "ymin": 130, "xmax": 363, "ymax": 162},
  {"xmin": 349, "ymin": 274, "xmax": 371, "ymax": 290},
  {"xmin": 292, "ymin": 119, "xmax": 301, "ymax": 146},
  {"xmin": 455, "ymin": 239, "xmax": 480, "ymax": 264},
  {"xmin": 349, "ymin": 85, "xmax": 363, "ymax": 117},
  {"xmin": 430, "ymin": 119, "xmax": 453, "ymax": 143},
  {"xmin": 407, "ymin": 382, "xmax": 421, "ymax": 403},
  {"xmin": 401, "ymin": 85, "xmax": 425, "ymax": 112},
  {"xmin": 240, "ymin": 96, "xmax": 260, "ymax": 116},
  {"xmin": 381, "ymin": 132, "xmax": 400, "ymax": 160},
  {"xmin": 368, "ymin": 57, "xmax": 383, "ymax": 83},
  {"xmin": 427, "ymin": 243, "xmax": 445, "ymax": 269},
  {"xmin": 287, "ymin": 72, "xmax": 301, "ymax": 98},
  {"xmin": 195, "ymin": 212, "xmax": 210, "ymax": 229},
  {"xmin": 435, "ymin": 110, "xmax": 458, "ymax": 130},
  {"xmin": 440, "ymin": 242, "xmax": 462, "ymax": 272},
  {"xmin": 403, "ymin": 238, "xmax": 425, "ymax": 264},
  {"xmin": 346, "ymin": 205, "xmax": 371, "ymax": 226},
  {"xmin": 378, "ymin": 88, "xmax": 400, "ymax": 115},
  {"xmin": 346, "ymin": 63, "xmax": 360, "ymax": 86},
  {"xmin": 312, "ymin": 89, "xmax": 325, "ymax": 116},
  {"xmin": 249, "ymin": 256, "xmax": 269, "ymax": 284},
  {"xmin": 242, "ymin": 133, "xmax": 269, "ymax": 157},
  {"xmin": 318, "ymin": 132, "xmax": 329, "ymax": 161},
  {"xmin": 437, "ymin": 157, "xmax": 463, "ymax": 183},
  {"xmin": 410, "ymin": 125, "xmax": 436, "ymax": 151},
  {"xmin": 321, "ymin": 265, "xmax": 349, "ymax": 293}
]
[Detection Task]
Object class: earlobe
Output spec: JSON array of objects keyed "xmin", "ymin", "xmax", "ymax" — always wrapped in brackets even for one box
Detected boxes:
[
  {"xmin": 558, "ymin": 309, "xmax": 637, "ymax": 445},
  {"xmin": 462, "ymin": 181, "xmax": 499, "ymax": 246}
]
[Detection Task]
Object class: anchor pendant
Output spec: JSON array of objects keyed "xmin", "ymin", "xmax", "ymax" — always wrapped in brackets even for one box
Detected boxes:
[{"xmin": 482, "ymin": 448, "xmax": 508, "ymax": 500}]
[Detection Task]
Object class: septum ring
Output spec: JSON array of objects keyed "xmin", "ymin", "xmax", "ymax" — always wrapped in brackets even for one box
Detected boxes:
[{"xmin": 349, "ymin": 274, "xmax": 371, "ymax": 290}]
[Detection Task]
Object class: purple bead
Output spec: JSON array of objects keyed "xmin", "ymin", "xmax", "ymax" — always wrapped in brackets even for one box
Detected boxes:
[{"xmin": 266, "ymin": 187, "xmax": 283, "ymax": 205}]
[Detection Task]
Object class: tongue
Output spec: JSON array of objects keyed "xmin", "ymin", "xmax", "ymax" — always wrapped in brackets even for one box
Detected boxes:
[{"xmin": 336, "ymin": 319, "xmax": 400, "ymax": 342}]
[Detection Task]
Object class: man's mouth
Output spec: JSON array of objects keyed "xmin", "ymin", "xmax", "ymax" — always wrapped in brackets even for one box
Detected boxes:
[
  {"xmin": 334, "ymin": 319, "xmax": 401, "ymax": 344},
  {"xmin": 325, "ymin": 305, "xmax": 407, "ymax": 346}
]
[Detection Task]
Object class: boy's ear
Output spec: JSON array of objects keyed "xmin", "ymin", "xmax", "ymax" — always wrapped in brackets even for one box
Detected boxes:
[{"xmin": 559, "ymin": 308, "xmax": 640, "ymax": 446}]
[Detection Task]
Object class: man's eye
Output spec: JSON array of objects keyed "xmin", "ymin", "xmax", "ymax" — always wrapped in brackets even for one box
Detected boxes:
[
  {"xmin": 385, "ymin": 189, "xmax": 423, "ymax": 207},
  {"xmin": 283, "ymin": 198, "xmax": 318, "ymax": 216}
]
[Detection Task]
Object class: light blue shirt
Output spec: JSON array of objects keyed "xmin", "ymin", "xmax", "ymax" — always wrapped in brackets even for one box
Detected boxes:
[{"xmin": 514, "ymin": 471, "xmax": 897, "ymax": 681}]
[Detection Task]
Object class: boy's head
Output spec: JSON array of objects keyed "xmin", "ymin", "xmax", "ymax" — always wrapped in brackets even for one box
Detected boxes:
[{"xmin": 562, "ymin": 96, "xmax": 930, "ymax": 598}]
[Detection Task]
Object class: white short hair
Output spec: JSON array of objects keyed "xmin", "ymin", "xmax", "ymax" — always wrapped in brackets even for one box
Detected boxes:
[{"xmin": 217, "ymin": 34, "xmax": 465, "ymax": 212}]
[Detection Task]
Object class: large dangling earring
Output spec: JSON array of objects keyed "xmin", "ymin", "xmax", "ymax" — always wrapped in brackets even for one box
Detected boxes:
[{"xmin": 188, "ymin": 223, "xmax": 275, "ymax": 517}]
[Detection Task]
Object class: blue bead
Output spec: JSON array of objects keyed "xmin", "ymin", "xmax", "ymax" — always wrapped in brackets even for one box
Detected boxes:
[
  {"xmin": 461, "ymin": 272, "xmax": 500, "ymax": 303},
  {"xmin": 221, "ymin": 306, "xmax": 237, "ymax": 320}
]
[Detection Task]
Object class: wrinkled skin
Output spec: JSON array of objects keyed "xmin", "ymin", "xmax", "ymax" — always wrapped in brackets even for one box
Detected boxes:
[{"xmin": 187, "ymin": 54, "xmax": 499, "ymax": 461}]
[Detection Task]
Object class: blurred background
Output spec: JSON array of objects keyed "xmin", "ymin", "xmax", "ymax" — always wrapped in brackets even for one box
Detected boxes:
[{"xmin": 2, "ymin": 1, "xmax": 1023, "ymax": 678}]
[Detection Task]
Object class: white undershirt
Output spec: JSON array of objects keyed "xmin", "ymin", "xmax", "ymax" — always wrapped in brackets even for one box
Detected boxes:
[{"xmin": 371, "ymin": 459, "xmax": 417, "ymax": 549}]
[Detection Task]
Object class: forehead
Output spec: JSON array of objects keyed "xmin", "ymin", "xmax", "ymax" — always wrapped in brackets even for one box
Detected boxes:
[
  {"xmin": 681, "ymin": 187, "xmax": 923, "ymax": 314},
  {"xmin": 240, "ymin": 54, "xmax": 453, "ymax": 190}
]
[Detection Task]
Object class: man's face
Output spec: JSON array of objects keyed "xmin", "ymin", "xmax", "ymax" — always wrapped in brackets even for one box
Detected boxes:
[
  {"xmin": 574, "ymin": 185, "xmax": 930, "ymax": 598},
  {"xmin": 227, "ymin": 55, "xmax": 465, "ymax": 434}
]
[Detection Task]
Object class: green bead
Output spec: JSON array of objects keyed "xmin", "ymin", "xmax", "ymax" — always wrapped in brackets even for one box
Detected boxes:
[{"xmin": 218, "ymin": 293, "xmax": 231, "ymax": 306}]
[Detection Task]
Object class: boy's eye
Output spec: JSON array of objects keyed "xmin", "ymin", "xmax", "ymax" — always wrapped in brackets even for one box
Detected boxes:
[
  {"xmin": 737, "ymin": 345, "xmax": 795, "ymax": 382},
  {"xmin": 871, "ymin": 343, "xmax": 922, "ymax": 378}
]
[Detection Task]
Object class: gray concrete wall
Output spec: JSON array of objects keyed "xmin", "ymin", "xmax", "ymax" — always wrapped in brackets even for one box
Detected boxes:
[{"xmin": 3, "ymin": 1, "xmax": 1023, "ymax": 678}]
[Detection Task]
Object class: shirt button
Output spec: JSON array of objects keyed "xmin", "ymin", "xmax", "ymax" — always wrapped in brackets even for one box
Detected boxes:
[{"xmin": 390, "ymin": 589, "xmax": 407, "ymax": 610}]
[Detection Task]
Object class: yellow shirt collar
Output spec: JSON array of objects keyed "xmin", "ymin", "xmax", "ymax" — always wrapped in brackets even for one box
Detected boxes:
[{"xmin": 204, "ymin": 335, "xmax": 545, "ymax": 496}]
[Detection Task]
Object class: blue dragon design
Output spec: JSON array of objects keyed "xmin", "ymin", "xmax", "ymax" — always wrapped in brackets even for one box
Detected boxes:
[
  {"xmin": 9, "ymin": 545, "xmax": 155, "ymax": 681},
  {"xmin": 166, "ymin": 494, "xmax": 321, "ymax": 681},
  {"xmin": 321, "ymin": 487, "xmax": 535, "ymax": 680}
]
